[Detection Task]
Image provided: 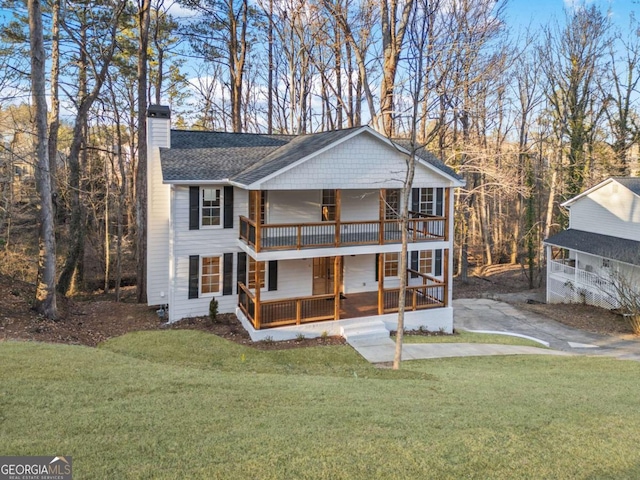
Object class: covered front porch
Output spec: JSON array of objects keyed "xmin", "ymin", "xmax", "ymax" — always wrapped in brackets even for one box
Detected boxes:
[{"xmin": 237, "ymin": 252, "xmax": 448, "ymax": 330}]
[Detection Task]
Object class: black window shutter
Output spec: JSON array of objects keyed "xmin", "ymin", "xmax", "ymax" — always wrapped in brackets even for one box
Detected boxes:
[
  {"xmin": 223, "ymin": 186, "xmax": 234, "ymax": 229},
  {"xmin": 223, "ymin": 253, "xmax": 233, "ymax": 295},
  {"xmin": 436, "ymin": 188, "xmax": 444, "ymax": 216},
  {"xmin": 411, "ymin": 188, "xmax": 420, "ymax": 213},
  {"xmin": 237, "ymin": 252, "xmax": 247, "ymax": 293},
  {"xmin": 435, "ymin": 250, "xmax": 443, "ymax": 277},
  {"xmin": 189, "ymin": 186, "xmax": 200, "ymax": 230},
  {"xmin": 411, "ymin": 251, "xmax": 419, "ymax": 278},
  {"xmin": 268, "ymin": 261, "xmax": 278, "ymax": 291},
  {"xmin": 375, "ymin": 254, "xmax": 379, "ymax": 280},
  {"xmin": 188, "ymin": 255, "xmax": 199, "ymax": 299}
]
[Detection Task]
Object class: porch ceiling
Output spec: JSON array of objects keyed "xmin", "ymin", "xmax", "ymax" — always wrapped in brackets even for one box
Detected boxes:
[{"xmin": 544, "ymin": 229, "xmax": 640, "ymax": 266}]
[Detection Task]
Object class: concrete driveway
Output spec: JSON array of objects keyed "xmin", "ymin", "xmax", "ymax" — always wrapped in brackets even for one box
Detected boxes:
[{"xmin": 454, "ymin": 298, "xmax": 640, "ymax": 362}]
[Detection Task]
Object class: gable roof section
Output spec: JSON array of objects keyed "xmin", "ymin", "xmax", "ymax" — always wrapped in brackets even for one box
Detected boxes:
[
  {"xmin": 234, "ymin": 127, "xmax": 362, "ymax": 185},
  {"xmin": 615, "ymin": 177, "xmax": 640, "ymax": 196},
  {"xmin": 561, "ymin": 177, "xmax": 640, "ymax": 207},
  {"xmin": 159, "ymin": 126, "xmax": 463, "ymax": 185},
  {"xmin": 544, "ymin": 229, "xmax": 640, "ymax": 266}
]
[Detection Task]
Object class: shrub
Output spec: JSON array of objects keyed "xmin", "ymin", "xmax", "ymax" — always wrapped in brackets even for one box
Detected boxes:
[{"xmin": 209, "ymin": 298, "xmax": 219, "ymax": 322}]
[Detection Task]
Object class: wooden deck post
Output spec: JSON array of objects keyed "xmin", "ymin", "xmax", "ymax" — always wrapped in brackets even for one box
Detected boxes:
[
  {"xmin": 254, "ymin": 260, "xmax": 262, "ymax": 329},
  {"xmin": 253, "ymin": 191, "xmax": 262, "ymax": 252},
  {"xmin": 334, "ymin": 256, "xmax": 341, "ymax": 320},
  {"xmin": 379, "ymin": 189, "xmax": 385, "ymax": 245},
  {"xmin": 377, "ymin": 253, "xmax": 384, "ymax": 314},
  {"xmin": 335, "ymin": 189, "xmax": 341, "ymax": 247},
  {"xmin": 444, "ymin": 248, "xmax": 449, "ymax": 307},
  {"xmin": 444, "ymin": 187, "xmax": 450, "ymax": 241}
]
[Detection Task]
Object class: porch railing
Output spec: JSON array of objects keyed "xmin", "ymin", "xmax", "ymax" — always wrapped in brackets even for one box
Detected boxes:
[
  {"xmin": 384, "ymin": 270, "xmax": 446, "ymax": 313},
  {"xmin": 238, "ymin": 282, "xmax": 335, "ymax": 329},
  {"xmin": 549, "ymin": 259, "xmax": 615, "ymax": 293},
  {"xmin": 239, "ymin": 214, "xmax": 446, "ymax": 252},
  {"xmin": 238, "ymin": 272, "xmax": 447, "ymax": 330}
]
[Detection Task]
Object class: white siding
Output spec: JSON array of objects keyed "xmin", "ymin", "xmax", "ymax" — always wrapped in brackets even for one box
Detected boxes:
[
  {"xmin": 146, "ymin": 117, "xmax": 171, "ymax": 306},
  {"xmin": 267, "ymin": 189, "xmax": 380, "ymax": 224},
  {"xmin": 268, "ymin": 190, "xmax": 319, "ymax": 224},
  {"xmin": 261, "ymin": 133, "xmax": 452, "ymax": 190},
  {"xmin": 341, "ymin": 190, "xmax": 379, "ymax": 221},
  {"xmin": 343, "ymin": 254, "xmax": 378, "ymax": 293},
  {"xmin": 168, "ymin": 186, "xmax": 248, "ymax": 322},
  {"xmin": 260, "ymin": 259, "xmax": 313, "ymax": 301},
  {"xmin": 570, "ymin": 181, "xmax": 640, "ymax": 241}
]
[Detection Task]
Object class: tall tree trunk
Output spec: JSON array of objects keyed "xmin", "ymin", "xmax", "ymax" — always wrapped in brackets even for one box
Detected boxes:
[
  {"xmin": 48, "ymin": 0, "xmax": 60, "ymax": 204},
  {"xmin": 136, "ymin": 0, "xmax": 151, "ymax": 303},
  {"xmin": 29, "ymin": 0, "xmax": 57, "ymax": 319},
  {"xmin": 267, "ymin": 0, "xmax": 273, "ymax": 134},
  {"xmin": 379, "ymin": 0, "xmax": 414, "ymax": 136},
  {"xmin": 58, "ymin": 18, "xmax": 88, "ymax": 295}
]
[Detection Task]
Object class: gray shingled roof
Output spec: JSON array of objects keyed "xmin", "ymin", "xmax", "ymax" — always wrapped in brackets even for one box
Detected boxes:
[
  {"xmin": 160, "ymin": 127, "xmax": 462, "ymax": 184},
  {"xmin": 613, "ymin": 177, "xmax": 640, "ymax": 196},
  {"xmin": 544, "ymin": 229, "xmax": 640, "ymax": 266},
  {"xmin": 162, "ymin": 131, "xmax": 293, "ymax": 181}
]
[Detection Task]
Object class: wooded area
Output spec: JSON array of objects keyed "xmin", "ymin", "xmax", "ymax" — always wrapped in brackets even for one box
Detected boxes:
[{"xmin": 0, "ymin": 0, "xmax": 638, "ymax": 320}]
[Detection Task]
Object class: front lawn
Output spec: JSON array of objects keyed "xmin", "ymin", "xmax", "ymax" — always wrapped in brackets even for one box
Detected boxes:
[
  {"xmin": 399, "ymin": 330, "xmax": 547, "ymax": 348},
  {"xmin": 2, "ymin": 331, "xmax": 640, "ymax": 479}
]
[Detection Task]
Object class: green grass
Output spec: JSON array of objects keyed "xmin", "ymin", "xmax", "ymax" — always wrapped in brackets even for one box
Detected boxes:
[
  {"xmin": 2, "ymin": 331, "xmax": 640, "ymax": 479},
  {"xmin": 398, "ymin": 330, "xmax": 547, "ymax": 348}
]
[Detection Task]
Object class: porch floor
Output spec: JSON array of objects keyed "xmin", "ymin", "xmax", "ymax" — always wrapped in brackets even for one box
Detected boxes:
[{"xmin": 339, "ymin": 291, "xmax": 379, "ymax": 319}]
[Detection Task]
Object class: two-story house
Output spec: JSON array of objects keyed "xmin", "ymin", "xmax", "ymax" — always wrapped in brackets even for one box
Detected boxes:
[
  {"xmin": 146, "ymin": 106, "xmax": 464, "ymax": 340},
  {"xmin": 545, "ymin": 177, "xmax": 640, "ymax": 310}
]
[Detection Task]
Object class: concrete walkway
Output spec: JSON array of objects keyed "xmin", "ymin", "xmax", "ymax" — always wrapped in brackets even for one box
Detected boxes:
[{"xmin": 346, "ymin": 298, "xmax": 640, "ymax": 363}]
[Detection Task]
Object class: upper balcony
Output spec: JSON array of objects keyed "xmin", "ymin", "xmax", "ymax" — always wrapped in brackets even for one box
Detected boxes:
[{"xmin": 238, "ymin": 188, "xmax": 450, "ymax": 253}]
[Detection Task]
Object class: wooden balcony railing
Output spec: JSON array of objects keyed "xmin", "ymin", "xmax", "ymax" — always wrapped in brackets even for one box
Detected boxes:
[{"xmin": 239, "ymin": 214, "xmax": 446, "ymax": 252}]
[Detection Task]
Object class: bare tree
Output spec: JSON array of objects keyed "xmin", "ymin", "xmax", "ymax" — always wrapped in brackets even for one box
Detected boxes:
[
  {"xmin": 28, "ymin": 0, "xmax": 57, "ymax": 318},
  {"xmin": 602, "ymin": 20, "xmax": 640, "ymax": 177},
  {"xmin": 379, "ymin": 0, "xmax": 413, "ymax": 136},
  {"xmin": 539, "ymin": 5, "xmax": 611, "ymax": 199}
]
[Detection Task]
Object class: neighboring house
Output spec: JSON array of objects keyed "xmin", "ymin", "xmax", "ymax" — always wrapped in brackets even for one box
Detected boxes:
[
  {"xmin": 146, "ymin": 105, "xmax": 465, "ymax": 340},
  {"xmin": 545, "ymin": 177, "xmax": 640, "ymax": 309}
]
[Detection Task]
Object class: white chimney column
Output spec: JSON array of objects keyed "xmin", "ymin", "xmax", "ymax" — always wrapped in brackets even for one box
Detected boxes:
[{"xmin": 146, "ymin": 105, "xmax": 171, "ymax": 307}]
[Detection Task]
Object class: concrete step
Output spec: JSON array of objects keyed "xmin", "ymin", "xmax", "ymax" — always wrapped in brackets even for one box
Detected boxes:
[{"xmin": 341, "ymin": 320, "xmax": 390, "ymax": 345}]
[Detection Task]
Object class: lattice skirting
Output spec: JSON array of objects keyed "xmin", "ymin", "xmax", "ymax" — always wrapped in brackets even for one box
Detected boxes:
[{"xmin": 548, "ymin": 277, "xmax": 620, "ymax": 310}]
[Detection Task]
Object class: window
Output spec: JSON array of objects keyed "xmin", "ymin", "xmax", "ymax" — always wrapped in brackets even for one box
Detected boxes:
[
  {"xmin": 248, "ymin": 257, "xmax": 266, "ymax": 289},
  {"xmin": 385, "ymin": 189, "xmax": 400, "ymax": 219},
  {"xmin": 322, "ymin": 189, "xmax": 336, "ymax": 221},
  {"xmin": 202, "ymin": 188, "xmax": 221, "ymax": 226},
  {"xmin": 602, "ymin": 259, "xmax": 611, "ymax": 268},
  {"xmin": 419, "ymin": 188, "xmax": 435, "ymax": 215},
  {"xmin": 414, "ymin": 187, "xmax": 444, "ymax": 216},
  {"xmin": 384, "ymin": 253, "xmax": 399, "ymax": 278},
  {"xmin": 419, "ymin": 250, "xmax": 433, "ymax": 275},
  {"xmin": 201, "ymin": 256, "xmax": 221, "ymax": 294}
]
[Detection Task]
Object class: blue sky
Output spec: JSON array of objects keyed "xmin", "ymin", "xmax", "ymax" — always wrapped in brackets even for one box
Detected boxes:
[{"xmin": 505, "ymin": 0, "xmax": 637, "ymax": 32}]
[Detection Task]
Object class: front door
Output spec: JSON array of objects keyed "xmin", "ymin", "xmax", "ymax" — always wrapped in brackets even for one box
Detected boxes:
[{"xmin": 313, "ymin": 257, "xmax": 335, "ymax": 295}]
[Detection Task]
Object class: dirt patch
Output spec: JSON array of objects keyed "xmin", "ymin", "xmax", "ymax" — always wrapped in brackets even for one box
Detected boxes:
[
  {"xmin": 0, "ymin": 275, "xmax": 344, "ymax": 349},
  {"xmin": 517, "ymin": 302, "xmax": 634, "ymax": 337}
]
